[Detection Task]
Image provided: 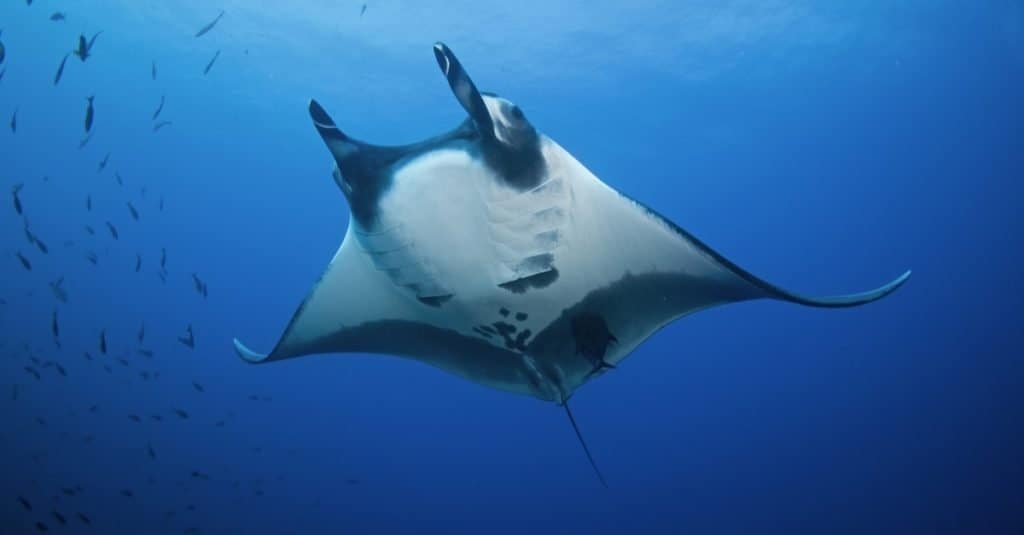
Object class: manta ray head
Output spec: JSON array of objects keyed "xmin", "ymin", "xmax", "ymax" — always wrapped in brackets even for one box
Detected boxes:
[{"xmin": 308, "ymin": 43, "xmax": 547, "ymax": 228}]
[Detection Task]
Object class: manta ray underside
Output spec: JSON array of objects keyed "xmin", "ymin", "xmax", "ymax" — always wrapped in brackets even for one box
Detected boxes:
[{"xmin": 234, "ymin": 43, "xmax": 911, "ymax": 486}]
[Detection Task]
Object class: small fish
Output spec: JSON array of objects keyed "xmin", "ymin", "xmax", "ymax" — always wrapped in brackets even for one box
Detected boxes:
[
  {"xmin": 17, "ymin": 495, "xmax": 32, "ymax": 511},
  {"xmin": 76, "ymin": 513, "xmax": 91, "ymax": 525},
  {"xmin": 23, "ymin": 220, "xmax": 35, "ymax": 244},
  {"xmin": 138, "ymin": 349, "xmax": 154, "ymax": 357},
  {"xmin": 97, "ymin": 152, "xmax": 110, "ymax": 172},
  {"xmin": 215, "ymin": 420, "xmax": 225, "ymax": 427},
  {"xmin": 126, "ymin": 201, "xmax": 139, "ymax": 220},
  {"xmin": 147, "ymin": 442, "xmax": 156, "ymax": 460},
  {"xmin": 0, "ymin": 30, "xmax": 5, "ymax": 64},
  {"xmin": 24, "ymin": 367, "xmax": 40, "ymax": 380},
  {"xmin": 83, "ymin": 352, "xmax": 93, "ymax": 361},
  {"xmin": 150, "ymin": 414, "xmax": 163, "ymax": 422},
  {"xmin": 34, "ymin": 236, "xmax": 49, "ymax": 254},
  {"xmin": 74, "ymin": 31, "xmax": 102, "ymax": 61},
  {"xmin": 191, "ymin": 273, "xmax": 208, "ymax": 298},
  {"xmin": 159, "ymin": 196, "xmax": 164, "ymax": 211},
  {"xmin": 135, "ymin": 253, "xmax": 142, "ymax": 272},
  {"xmin": 99, "ymin": 330, "xmax": 106, "ymax": 354},
  {"xmin": 51, "ymin": 511, "xmax": 66, "ymax": 525},
  {"xmin": 24, "ymin": 223, "xmax": 49, "ymax": 254},
  {"xmin": 16, "ymin": 251, "xmax": 32, "ymax": 270},
  {"xmin": 105, "ymin": 221, "xmax": 118, "ymax": 240},
  {"xmin": 84, "ymin": 224, "xmax": 95, "ymax": 235},
  {"xmin": 120, "ymin": 489, "xmax": 133, "ymax": 498},
  {"xmin": 54, "ymin": 53, "xmax": 68, "ymax": 85},
  {"xmin": 177, "ymin": 324, "xmax": 195, "ymax": 349},
  {"xmin": 137, "ymin": 322, "xmax": 145, "ymax": 342},
  {"xmin": 10, "ymin": 109, "xmax": 16, "ymax": 132},
  {"xmin": 153, "ymin": 120, "xmax": 172, "ymax": 132},
  {"xmin": 50, "ymin": 12, "xmax": 66, "ymax": 21},
  {"xmin": 140, "ymin": 370, "xmax": 151, "ymax": 380},
  {"xmin": 203, "ymin": 50, "xmax": 220, "ymax": 75},
  {"xmin": 35, "ymin": 521, "xmax": 47, "ymax": 532},
  {"xmin": 89, "ymin": 404, "xmax": 98, "ymax": 413},
  {"xmin": 78, "ymin": 132, "xmax": 92, "ymax": 148},
  {"xmin": 128, "ymin": 414, "xmax": 141, "ymax": 422},
  {"xmin": 49, "ymin": 277, "xmax": 68, "ymax": 304},
  {"xmin": 195, "ymin": 10, "xmax": 225, "ymax": 37},
  {"xmin": 173, "ymin": 408, "xmax": 189, "ymax": 419},
  {"xmin": 60, "ymin": 488, "xmax": 76, "ymax": 497},
  {"xmin": 361, "ymin": 3, "xmax": 367, "ymax": 16},
  {"xmin": 191, "ymin": 471, "xmax": 209, "ymax": 480},
  {"xmin": 86, "ymin": 195, "xmax": 92, "ymax": 211},
  {"xmin": 152, "ymin": 95, "xmax": 164, "ymax": 120},
  {"xmin": 86, "ymin": 251, "xmax": 98, "ymax": 265},
  {"xmin": 55, "ymin": 363, "xmax": 67, "ymax": 376},
  {"xmin": 12, "ymin": 183, "xmax": 23, "ymax": 214},
  {"xmin": 51, "ymin": 310, "xmax": 59, "ymax": 339},
  {"xmin": 192, "ymin": 381, "xmax": 204, "ymax": 393},
  {"xmin": 117, "ymin": 357, "xmax": 129, "ymax": 367},
  {"xmin": 115, "ymin": 171, "xmax": 123, "ymax": 185},
  {"xmin": 160, "ymin": 247, "xmax": 167, "ymax": 268},
  {"xmin": 84, "ymin": 95, "xmax": 94, "ymax": 132}
]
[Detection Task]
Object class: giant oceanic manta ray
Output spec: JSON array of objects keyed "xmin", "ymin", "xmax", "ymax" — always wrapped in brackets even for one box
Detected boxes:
[{"xmin": 234, "ymin": 43, "xmax": 911, "ymax": 486}]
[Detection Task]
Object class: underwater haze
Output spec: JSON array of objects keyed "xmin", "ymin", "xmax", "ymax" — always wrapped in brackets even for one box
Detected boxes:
[{"xmin": 2, "ymin": 1, "xmax": 1022, "ymax": 533}]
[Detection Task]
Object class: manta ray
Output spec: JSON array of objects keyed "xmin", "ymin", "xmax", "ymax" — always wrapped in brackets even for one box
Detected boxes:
[{"xmin": 234, "ymin": 43, "xmax": 910, "ymax": 486}]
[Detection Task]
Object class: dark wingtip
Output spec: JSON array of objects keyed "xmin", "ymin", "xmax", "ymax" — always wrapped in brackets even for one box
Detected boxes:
[
  {"xmin": 308, "ymin": 99, "xmax": 347, "ymax": 142},
  {"xmin": 308, "ymin": 99, "xmax": 332, "ymax": 126},
  {"xmin": 771, "ymin": 269, "xmax": 913, "ymax": 309},
  {"xmin": 433, "ymin": 42, "xmax": 450, "ymax": 75}
]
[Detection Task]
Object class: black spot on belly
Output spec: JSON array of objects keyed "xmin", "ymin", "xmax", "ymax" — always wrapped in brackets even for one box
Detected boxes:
[
  {"xmin": 514, "ymin": 329, "xmax": 532, "ymax": 349},
  {"xmin": 571, "ymin": 313, "xmax": 617, "ymax": 372},
  {"xmin": 498, "ymin": 268, "xmax": 559, "ymax": 294},
  {"xmin": 493, "ymin": 321, "xmax": 517, "ymax": 335},
  {"xmin": 514, "ymin": 312, "xmax": 528, "ymax": 321},
  {"xmin": 492, "ymin": 321, "xmax": 531, "ymax": 351},
  {"xmin": 499, "ymin": 308, "xmax": 510, "ymax": 317},
  {"xmin": 417, "ymin": 294, "xmax": 453, "ymax": 307}
]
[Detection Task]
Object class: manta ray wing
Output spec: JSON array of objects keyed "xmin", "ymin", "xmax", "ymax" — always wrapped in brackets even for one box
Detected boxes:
[{"xmin": 233, "ymin": 221, "xmax": 547, "ymax": 399}]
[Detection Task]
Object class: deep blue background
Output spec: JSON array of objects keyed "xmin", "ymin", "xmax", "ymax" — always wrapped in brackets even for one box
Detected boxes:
[{"xmin": 2, "ymin": 1, "xmax": 1021, "ymax": 533}]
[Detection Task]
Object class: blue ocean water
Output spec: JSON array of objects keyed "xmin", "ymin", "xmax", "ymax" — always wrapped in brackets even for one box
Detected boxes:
[{"xmin": 2, "ymin": 1, "xmax": 1022, "ymax": 533}]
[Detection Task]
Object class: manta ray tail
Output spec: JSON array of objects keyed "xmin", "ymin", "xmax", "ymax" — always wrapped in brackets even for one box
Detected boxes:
[{"xmin": 564, "ymin": 403, "xmax": 608, "ymax": 488}]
